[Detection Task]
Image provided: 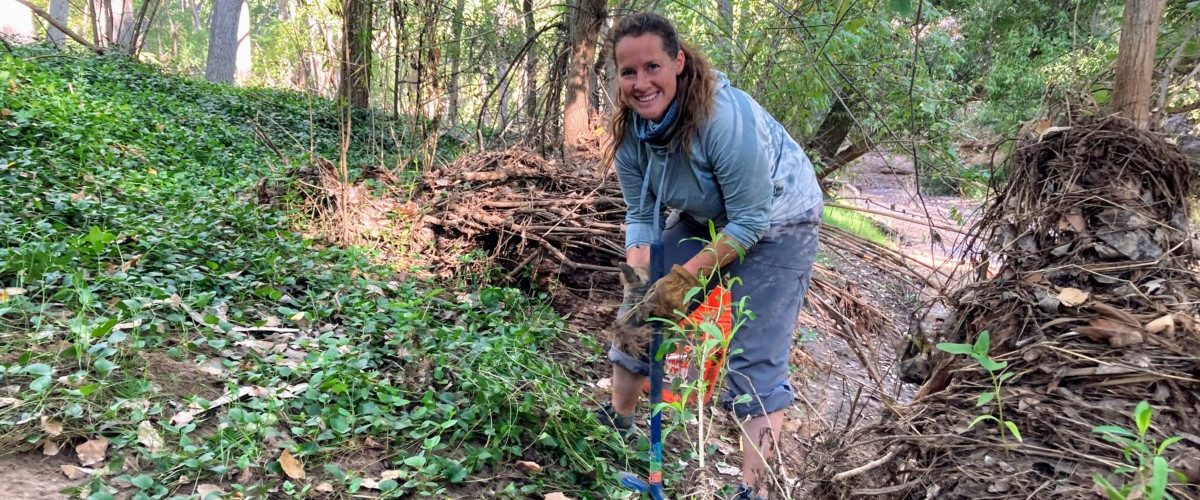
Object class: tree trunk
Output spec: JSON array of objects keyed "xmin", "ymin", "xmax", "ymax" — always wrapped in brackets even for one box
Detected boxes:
[
  {"xmin": 807, "ymin": 98, "xmax": 856, "ymax": 163},
  {"xmin": 1111, "ymin": 0, "xmax": 1166, "ymax": 129},
  {"xmin": 46, "ymin": 0, "xmax": 68, "ymax": 47},
  {"xmin": 563, "ymin": 0, "xmax": 605, "ymax": 152},
  {"xmin": 341, "ymin": 0, "xmax": 372, "ymax": 108},
  {"xmin": 715, "ymin": 0, "xmax": 733, "ymax": 70},
  {"xmin": 448, "ymin": 0, "xmax": 465, "ymax": 125},
  {"xmin": 205, "ymin": 0, "xmax": 247, "ymax": 84},
  {"xmin": 277, "ymin": 0, "xmax": 290, "ymax": 21},
  {"xmin": 522, "ymin": 0, "xmax": 537, "ymax": 121},
  {"xmin": 184, "ymin": 0, "xmax": 200, "ymax": 30},
  {"xmin": 114, "ymin": 0, "xmax": 135, "ymax": 51},
  {"xmin": 234, "ymin": 0, "xmax": 251, "ymax": 82}
]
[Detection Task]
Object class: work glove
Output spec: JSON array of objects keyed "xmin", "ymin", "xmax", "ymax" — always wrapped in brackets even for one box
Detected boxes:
[
  {"xmin": 609, "ymin": 263, "xmax": 652, "ymax": 357},
  {"xmin": 643, "ymin": 265, "xmax": 702, "ymax": 320}
]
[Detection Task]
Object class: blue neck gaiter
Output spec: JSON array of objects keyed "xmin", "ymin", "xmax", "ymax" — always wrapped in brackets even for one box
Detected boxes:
[{"xmin": 632, "ymin": 99, "xmax": 680, "ymax": 143}]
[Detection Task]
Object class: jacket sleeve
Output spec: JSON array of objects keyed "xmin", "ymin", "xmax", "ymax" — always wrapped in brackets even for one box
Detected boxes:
[
  {"xmin": 703, "ymin": 94, "xmax": 773, "ymax": 250},
  {"xmin": 615, "ymin": 140, "xmax": 657, "ymax": 249}
]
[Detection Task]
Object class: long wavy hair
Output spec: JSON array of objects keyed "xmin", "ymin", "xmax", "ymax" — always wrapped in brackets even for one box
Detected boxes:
[{"xmin": 603, "ymin": 13, "xmax": 717, "ymax": 167}]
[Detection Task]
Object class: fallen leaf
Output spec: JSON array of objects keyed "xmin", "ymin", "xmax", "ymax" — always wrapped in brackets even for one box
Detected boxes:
[
  {"xmin": 40, "ymin": 416, "xmax": 63, "ymax": 436},
  {"xmin": 0, "ymin": 397, "xmax": 20, "ymax": 408},
  {"xmin": 289, "ymin": 312, "xmax": 305, "ymax": 322},
  {"xmin": 76, "ymin": 437, "xmax": 109, "ymax": 466},
  {"xmin": 170, "ymin": 410, "xmax": 195, "ymax": 426},
  {"xmin": 60, "ymin": 464, "xmax": 94, "ymax": 480},
  {"xmin": 516, "ymin": 460, "xmax": 543, "ymax": 473},
  {"xmin": 197, "ymin": 484, "xmax": 224, "ymax": 498},
  {"xmin": 1145, "ymin": 314, "xmax": 1175, "ymax": 335},
  {"xmin": 314, "ymin": 483, "xmax": 334, "ymax": 493},
  {"xmin": 1057, "ymin": 288, "xmax": 1089, "ymax": 307},
  {"xmin": 716, "ymin": 462, "xmax": 741, "ymax": 477},
  {"xmin": 278, "ymin": 449, "xmax": 305, "ymax": 480},
  {"xmin": 595, "ymin": 378, "xmax": 612, "ymax": 389},
  {"xmin": 544, "ymin": 493, "xmax": 572, "ymax": 500},
  {"xmin": 43, "ymin": 440, "xmax": 59, "ymax": 456},
  {"xmin": 380, "ymin": 469, "xmax": 402, "ymax": 480},
  {"xmin": 360, "ymin": 478, "xmax": 381, "ymax": 489},
  {"xmin": 138, "ymin": 420, "xmax": 164, "ymax": 453}
]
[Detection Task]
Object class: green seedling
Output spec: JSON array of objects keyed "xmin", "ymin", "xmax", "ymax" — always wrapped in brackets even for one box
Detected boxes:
[
  {"xmin": 936, "ymin": 330, "xmax": 1022, "ymax": 444},
  {"xmin": 1092, "ymin": 400, "xmax": 1187, "ymax": 500}
]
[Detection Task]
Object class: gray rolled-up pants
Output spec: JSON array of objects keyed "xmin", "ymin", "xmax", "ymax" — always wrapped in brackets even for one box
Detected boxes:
[{"xmin": 609, "ymin": 205, "xmax": 822, "ymax": 418}]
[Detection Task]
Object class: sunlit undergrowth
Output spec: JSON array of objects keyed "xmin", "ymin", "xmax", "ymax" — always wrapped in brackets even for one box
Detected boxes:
[{"xmin": 0, "ymin": 48, "xmax": 632, "ymax": 498}]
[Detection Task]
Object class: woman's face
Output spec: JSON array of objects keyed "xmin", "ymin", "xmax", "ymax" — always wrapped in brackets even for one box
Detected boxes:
[{"xmin": 615, "ymin": 33, "xmax": 685, "ymax": 122}]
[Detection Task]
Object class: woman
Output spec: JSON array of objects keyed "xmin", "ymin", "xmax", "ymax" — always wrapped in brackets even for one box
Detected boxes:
[{"xmin": 596, "ymin": 12, "xmax": 823, "ymax": 499}]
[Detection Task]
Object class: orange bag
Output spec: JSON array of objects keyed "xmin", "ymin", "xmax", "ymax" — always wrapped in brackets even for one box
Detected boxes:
[{"xmin": 641, "ymin": 286, "xmax": 732, "ymax": 405}]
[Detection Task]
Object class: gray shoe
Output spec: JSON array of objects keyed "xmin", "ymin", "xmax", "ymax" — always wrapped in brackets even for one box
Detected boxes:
[{"xmin": 595, "ymin": 402, "xmax": 636, "ymax": 437}]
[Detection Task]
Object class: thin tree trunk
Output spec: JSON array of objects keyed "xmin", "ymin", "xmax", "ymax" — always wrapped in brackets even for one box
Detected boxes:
[
  {"xmin": 115, "ymin": 0, "xmax": 135, "ymax": 51},
  {"xmin": 1111, "ymin": 0, "xmax": 1166, "ymax": 129},
  {"xmin": 522, "ymin": 0, "xmax": 537, "ymax": 122},
  {"xmin": 47, "ymin": 0, "xmax": 69, "ymax": 47},
  {"xmin": 448, "ymin": 0, "xmax": 465, "ymax": 125},
  {"xmin": 715, "ymin": 0, "xmax": 733, "ymax": 70},
  {"xmin": 563, "ymin": 0, "xmax": 605, "ymax": 152},
  {"xmin": 277, "ymin": 0, "xmax": 289, "ymax": 20},
  {"xmin": 234, "ymin": 0, "xmax": 251, "ymax": 82},
  {"xmin": 185, "ymin": 0, "xmax": 200, "ymax": 30},
  {"xmin": 341, "ymin": 0, "xmax": 372, "ymax": 108}
]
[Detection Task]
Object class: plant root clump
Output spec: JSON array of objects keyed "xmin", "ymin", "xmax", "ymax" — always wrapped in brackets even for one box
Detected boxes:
[{"xmin": 816, "ymin": 117, "xmax": 1200, "ymax": 499}]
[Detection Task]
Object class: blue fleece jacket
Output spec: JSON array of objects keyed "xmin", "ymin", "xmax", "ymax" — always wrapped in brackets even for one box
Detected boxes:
[{"xmin": 615, "ymin": 72, "xmax": 823, "ymax": 251}]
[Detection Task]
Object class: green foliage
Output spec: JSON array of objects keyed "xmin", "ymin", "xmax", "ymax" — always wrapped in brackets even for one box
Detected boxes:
[
  {"xmin": 822, "ymin": 206, "xmax": 890, "ymax": 246},
  {"xmin": 936, "ymin": 330, "xmax": 1022, "ymax": 444},
  {"xmin": 0, "ymin": 48, "xmax": 630, "ymax": 495},
  {"xmin": 1092, "ymin": 401, "xmax": 1188, "ymax": 500}
]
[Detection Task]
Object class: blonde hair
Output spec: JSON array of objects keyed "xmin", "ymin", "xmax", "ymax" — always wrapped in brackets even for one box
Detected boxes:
[{"xmin": 604, "ymin": 13, "xmax": 717, "ymax": 167}]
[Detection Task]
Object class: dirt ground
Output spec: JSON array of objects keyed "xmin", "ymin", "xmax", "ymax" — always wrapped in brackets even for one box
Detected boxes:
[{"xmin": 0, "ymin": 451, "xmax": 86, "ymax": 499}]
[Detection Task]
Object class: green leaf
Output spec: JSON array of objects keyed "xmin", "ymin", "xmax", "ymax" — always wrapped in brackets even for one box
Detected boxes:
[
  {"xmin": 93, "ymin": 358, "xmax": 117, "ymax": 375},
  {"xmin": 1134, "ymin": 400, "xmax": 1152, "ymax": 437},
  {"xmin": 403, "ymin": 455, "xmax": 426, "ymax": 468},
  {"xmin": 889, "ymin": 0, "xmax": 913, "ymax": 16},
  {"xmin": 130, "ymin": 475, "xmax": 154, "ymax": 489},
  {"xmin": 378, "ymin": 479, "xmax": 398, "ymax": 492},
  {"xmin": 935, "ymin": 342, "xmax": 973, "ymax": 355},
  {"xmin": 23, "ymin": 363, "xmax": 53, "ymax": 376},
  {"xmin": 975, "ymin": 391, "xmax": 996, "ymax": 407},
  {"xmin": 968, "ymin": 414, "xmax": 997, "ymax": 429},
  {"xmin": 972, "ymin": 330, "xmax": 991, "ymax": 357},
  {"xmin": 1150, "ymin": 456, "xmax": 1168, "ymax": 500},
  {"xmin": 998, "ymin": 372, "xmax": 1015, "ymax": 383},
  {"xmin": 1004, "ymin": 420, "xmax": 1023, "ymax": 442},
  {"xmin": 91, "ymin": 317, "xmax": 120, "ymax": 338},
  {"xmin": 323, "ymin": 464, "xmax": 347, "ymax": 480},
  {"xmin": 1092, "ymin": 425, "xmax": 1135, "ymax": 437},
  {"xmin": 29, "ymin": 375, "xmax": 51, "ymax": 392},
  {"xmin": 978, "ymin": 357, "xmax": 1007, "ymax": 372},
  {"xmin": 1157, "ymin": 435, "xmax": 1183, "ymax": 455},
  {"xmin": 330, "ymin": 415, "xmax": 349, "ymax": 433}
]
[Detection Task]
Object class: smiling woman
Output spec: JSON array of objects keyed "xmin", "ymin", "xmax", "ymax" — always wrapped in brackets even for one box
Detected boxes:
[{"xmin": 595, "ymin": 11, "xmax": 825, "ymax": 500}]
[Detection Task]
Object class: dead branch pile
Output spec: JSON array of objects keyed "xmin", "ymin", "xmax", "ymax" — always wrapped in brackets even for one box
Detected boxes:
[
  {"xmin": 413, "ymin": 147, "xmax": 920, "ymax": 342},
  {"xmin": 817, "ymin": 117, "xmax": 1200, "ymax": 498}
]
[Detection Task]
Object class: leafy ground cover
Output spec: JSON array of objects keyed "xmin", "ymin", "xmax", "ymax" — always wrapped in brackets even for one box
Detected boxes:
[{"xmin": 0, "ymin": 47, "xmax": 634, "ymax": 498}]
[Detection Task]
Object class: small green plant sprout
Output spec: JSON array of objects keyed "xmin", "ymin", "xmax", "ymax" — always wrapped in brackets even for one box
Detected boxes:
[
  {"xmin": 1092, "ymin": 400, "xmax": 1187, "ymax": 500},
  {"xmin": 935, "ymin": 330, "xmax": 1022, "ymax": 444}
]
